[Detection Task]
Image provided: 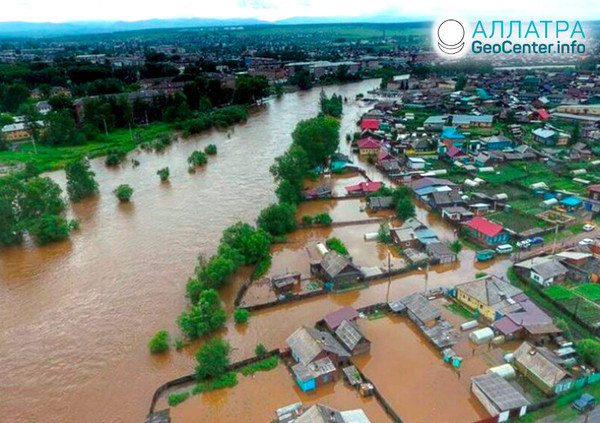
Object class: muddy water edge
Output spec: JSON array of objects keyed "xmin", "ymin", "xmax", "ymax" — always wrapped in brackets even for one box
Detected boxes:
[{"xmin": 0, "ymin": 80, "xmax": 380, "ymax": 423}]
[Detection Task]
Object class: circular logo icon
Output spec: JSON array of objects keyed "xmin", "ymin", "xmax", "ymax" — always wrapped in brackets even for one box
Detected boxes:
[{"xmin": 437, "ymin": 19, "xmax": 465, "ymax": 55}]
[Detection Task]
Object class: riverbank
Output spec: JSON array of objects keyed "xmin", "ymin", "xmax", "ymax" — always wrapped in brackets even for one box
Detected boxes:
[{"xmin": 0, "ymin": 79, "xmax": 381, "ymax": 423}]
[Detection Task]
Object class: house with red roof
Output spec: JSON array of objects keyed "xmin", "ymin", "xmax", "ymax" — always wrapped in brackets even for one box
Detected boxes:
[
  {"xmin": 377, "ymin": 150, "xmax": 395, "ymax": 163},
  {"xmin": 345, "ymin": 181, "xmax": 383, "ymax": 195},
  {"xmin": 587, "ymin": 184, "xmax": 600, "ymax": 201},
  {"xmin": 357, "ymin": 137, "xmax": 381, "ymax": 156},
  {"xmin": 446, "ymin": 146, "xmax": 466, "ymax": 160},
  {"xmin": 464, "ymin": 216, "xmax": 510, "ymax": 246},
  {"xmin": 360, "ymin": 118, "xmax": 380, "ymax": 131}
]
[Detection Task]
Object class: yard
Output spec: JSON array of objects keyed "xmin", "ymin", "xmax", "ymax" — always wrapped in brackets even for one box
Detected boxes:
[
  {"xmin": 353, "ymin": 314, "xmax": 494, "ymax": 423},
  {"xmin": 544, "ymin": 284, "xmax": 600, "ymax": 327}
]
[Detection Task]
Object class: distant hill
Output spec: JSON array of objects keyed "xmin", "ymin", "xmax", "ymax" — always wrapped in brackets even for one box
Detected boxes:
[
  {"xmin": 0, "ymin": 18, "xmax": 269, "ymax": 38},
  {"xmin": 0, "ymin": 16, "xmax": 428, "ymax": 38}
]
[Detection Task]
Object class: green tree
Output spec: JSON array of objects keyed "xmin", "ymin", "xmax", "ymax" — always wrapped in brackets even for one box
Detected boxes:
[
  {"xmin": 177, "ymin": 289, "xmax": 226, "ymax": 340},
  {"xmin": 221, "ymin": 222, "xmax": 271, "ymax": 264},
  {"xmin": 326, "ymin": 237, "xmax": 348, "ymax": 255},
  {"xmin": 65, "ymin": 158, "xmax": 98, "ymax": 201},
  {"xmin": 195, "ymin": 337, "xmax": 231, "ymax": 380},
  {"xmin": 28, "ymin": 214, "xmax": 70, "ymax": 245},
  {"xmin": 450, "ymin": 240, "xmax": 463, "ymax": 254},
  {"xmin": 234, "ymin": 308, "xmax": 250, "ymax": 324},
  {"xmin": 113, "ymin": 184, "xmax": 134, "ymax": 202},
  {"xmin": 232, "ymin": 75, "xmax": 269, "ymax": 105},
  {"xmin": 257, "ymin": 203, "xmax": 297, "ymax": 236},
  {"xmin": 291, "ymin": 116, "xmax": 340, "ymax": 166},
  {"xmin": 41, "ymin": 111, "xmax": 85, "ymax": 146},
  {"xmin": 204, "ymin": 144, "xmax": 217, "ymax": 155},
  {"xmin": 395, "ymin": 198, "xmax": 416, "ymax": 220},
  {"xmin": 48, "ymin": 94, "xmax": 74, "ymax": 111},
  {"xmin": 148, "ymin": 330, "xmax": 170, "ymax": 354},
  {"xmin": 255, "ymin": 343, "xmax": 268, "ymax": 356},
  {"xmin": 157, "ymin": 167, "xmax": 170, "ymax": 182},
  {"xmin": 201, "ymin": 254, "xmax": 238, "ymax": 289},
  {"xmin": 0, "ymin": 176, "xmax": 24, "ymax": 246},
  {"xmin": 576, "ymin": 338, "xmax": 600, "ymax": 369},
  {"xmin": 378, "ymin": 222, "xmax": 392, "ymax": 244},
  {"xmin": 188, "ymin": 150, "xmax": 208, "ymax": 167},
  {"xmin": 2, "ymin": 83, "xmax": 29, "ymax": 112},
  {"xmin": 454, "ymin": 73, "xmax": 467, "ymax": 91},
  {"xmin": 18, "ymin": 177, "xmax": 65, "ymax": 222}
]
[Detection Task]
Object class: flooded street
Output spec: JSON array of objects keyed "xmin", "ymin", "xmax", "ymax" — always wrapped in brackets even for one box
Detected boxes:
[
  {"xmin": 0, "ymin": 80, "xmax": 378, "ymax": 423},
  {"xmin": 0, "ymin": 78, "xmax": 514, "ymax": 423}
]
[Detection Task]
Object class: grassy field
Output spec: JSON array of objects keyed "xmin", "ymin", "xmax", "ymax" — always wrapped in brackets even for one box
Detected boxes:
[
  {"xmin": 545, "ymin": 285, "xmax": 578, "ymax": 301},
  {"xmin": 507, "ymin": 269, "xmax": 596, "ymax": 339},
  {"xmin": 574, "ymin": 284, "xmax": 600, "ymax": 302},
  {"xmin": 0, "ymin": 122, "xmax": 173, "ymax": 173},
  {"xmin": 516, "ymin": 380, "xmax": 600, "ymax": 423}
]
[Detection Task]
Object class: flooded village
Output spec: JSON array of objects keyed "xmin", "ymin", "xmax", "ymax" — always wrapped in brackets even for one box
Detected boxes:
[
  {"xmin": 3, "ymin": 42, "xmax": 600, "ymax": 423},
  {"xmin": 147, "ymin": 70, "xmax": 600, "ymax": 423}
]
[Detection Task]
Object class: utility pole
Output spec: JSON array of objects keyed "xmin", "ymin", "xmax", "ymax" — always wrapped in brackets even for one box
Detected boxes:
[
  {"xmin": 423, "ymin": 262, "xmax": 430, "ymax": 294},
  {"xmin": 385, "ymin": 251, "xmax": 392, "ymax": 303},
  {"xmin": 551, "ymin": 223, "xmax": 559, "ymax": 254}
]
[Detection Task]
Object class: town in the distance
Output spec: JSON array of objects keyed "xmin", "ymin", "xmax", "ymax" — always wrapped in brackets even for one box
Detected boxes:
[{"xmin": 3, "ymin": 17, "xmax": 600, "ymax": 423}]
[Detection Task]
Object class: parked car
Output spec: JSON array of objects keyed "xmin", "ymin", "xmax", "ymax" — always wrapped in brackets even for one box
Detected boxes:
[
  {"xmin": 495, "ymin": 244, "xmax": 514, "ymax": 254},
  {"xmin": 476, "ymin": 249, "xmax": 495, "ymax": 261},
  {"xmin": 528, "ymin": 237, "xmax": 544, "ymax": 245},
  {"xmin": 517, "ymin": 240, "xmax": 531, "ymax": 249},
  {"xmin": 583, "ymin": 224, "xmax": 595, "ymax": 232},
  {"xmin": 579, "ymin": 238, "xmax": 594, "ymax": 246},
  {"xmin": 573, "ymin": 393, "xmax": 596, "ymax": 413}
]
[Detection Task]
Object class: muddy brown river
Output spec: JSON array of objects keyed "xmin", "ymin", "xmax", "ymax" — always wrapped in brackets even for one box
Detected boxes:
[{"xmin": 0, "ymin": 80, "xmax": 512, "ymax": 423}]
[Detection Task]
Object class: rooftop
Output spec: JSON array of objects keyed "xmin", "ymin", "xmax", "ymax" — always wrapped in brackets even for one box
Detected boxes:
[{"xmin": 472, "ymin": 373, "xmax": 529, "ymax": 411}]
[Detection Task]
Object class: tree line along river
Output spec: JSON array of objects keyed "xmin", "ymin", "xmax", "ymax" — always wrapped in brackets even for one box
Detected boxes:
[{"xmin": 0, "ymin": 80, "xmax": 382, "ymax": 423}]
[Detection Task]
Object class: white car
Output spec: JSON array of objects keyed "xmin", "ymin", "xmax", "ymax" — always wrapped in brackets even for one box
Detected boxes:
[
  {"xmin": 579, "ymin": 238, "xmax": 594, "ymax": 246},
  {"xmin": 583, "ymin": 224, "xmax": 595, "ymax": 232},
  {"xmin": 516, "ymin": 240, "xmax": 531, "ymax": 249}
]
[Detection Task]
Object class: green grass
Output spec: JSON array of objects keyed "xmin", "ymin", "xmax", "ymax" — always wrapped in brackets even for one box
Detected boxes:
[
  {"xmin": 239, "ymin": 356, "xmax": 279, "ymax": 376},
  {"xmin": 191, "ymin": 372, "xmax": 238, "ymax": 395},
  {"xmin": 444, "ymin": 302, "xmax": 474, "ymax": 319},
  {"xmin": 545, "ymin": 285, "xmax": 578, "ymax": 301},
  {"xmin": 574, "ymin": 284, "xmax": 600, "ymax": 301},
  {"xmin": 0, "ymin": 122, "xmax": 173, "ymax": 173},
  {"xmin": 515, "ymin": 380, "xmax": 600, "ymax": 423},
  {"xmin": 507, "ymin": 269, "xmax": 595, "ymax": 339},
  {"xmin": 168, "ymin": 391, "xmax": 190, "ymax": 407}
]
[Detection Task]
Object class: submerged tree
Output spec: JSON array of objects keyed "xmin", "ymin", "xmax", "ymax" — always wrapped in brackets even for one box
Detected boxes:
[
  {"xmin": 195, "ymin": 337, "xmax": 231, "ymax": 380},
  {"xmin": 65, "ymin": 157, "xmax": 98, "ymax": 202},
  {"xmin": 113, "ymin": 184, "xmax": 134, "ymax": 202}
]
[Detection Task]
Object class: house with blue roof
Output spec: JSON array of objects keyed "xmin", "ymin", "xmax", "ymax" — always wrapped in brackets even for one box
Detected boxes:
[
  {"xmin": 560, "ymin": 196, "xmax": 582, "ymax": 211},
  {"xmin": 481, "ymin": 135, "xmax": 513, "ymax": 151}
]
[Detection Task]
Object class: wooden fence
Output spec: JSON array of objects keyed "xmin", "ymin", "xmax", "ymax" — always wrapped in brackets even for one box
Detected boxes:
[{"xmin": 146, "ymin": 349, "xmax": 280, "ymax": 416}]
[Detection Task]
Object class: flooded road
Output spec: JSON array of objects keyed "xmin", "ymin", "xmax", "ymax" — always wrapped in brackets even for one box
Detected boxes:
[{"xmin": 0, "ymin": 80, "xmax": 379, "ymax": 423}]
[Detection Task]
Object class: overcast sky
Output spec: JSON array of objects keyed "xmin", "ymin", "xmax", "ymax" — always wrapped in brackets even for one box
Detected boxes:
[{"xmin": 2, "ymin": 0, "xmax": 598, "ymax": 23}]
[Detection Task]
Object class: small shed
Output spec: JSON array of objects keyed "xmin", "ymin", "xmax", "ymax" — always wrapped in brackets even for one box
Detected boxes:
[
  {"xmin": 487, "ymin": 364, "xmax": 517, "ymax": 380},
  {"xmin": 471, "ymin": 373, "xmax": 529, "ymax": 421},
  {"xmin": 469, "ymin": 327, "xmax": 495, "ymax": 344},
  {"xmin": 270, "ymin": 272, "xmax": 301, "ymax": 293}
]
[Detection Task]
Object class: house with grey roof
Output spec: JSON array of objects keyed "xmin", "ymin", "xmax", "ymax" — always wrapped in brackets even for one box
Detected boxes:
[
  {"xmin": 294, "ymin": 404, "xmax": 372, "ymax": 423},
  {"xmin": 311, "ymin": 250, "xmax": 363, "ymax": 288},
  {"xmin": 471, "ymin": 373, "xmax": 529, "ymax": 421},
  {"xmin": 334, "ymin": 320, "xmax": 371, "ymax": 356},
  {"xmin": 286, "ymin": 326, "xmax": 351, "ymax": 392},
  {"xmin": 530, "ymin": 259, "xmax": 569, "ymax": 287},
  {"xmin": 513, "ymin": 342, "xmax": 572, "ymax": 395},
  {"xmin": 455, "ymin": 275, "xmax": 523, "ymax": 322}
]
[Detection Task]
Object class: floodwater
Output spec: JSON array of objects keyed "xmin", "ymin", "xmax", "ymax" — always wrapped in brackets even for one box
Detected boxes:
[
  {"xmin": 0, "ymin": 78, "xmax": 514, "ymax": 423},
  {"xmin": 0, "ymin": 80, "xmax": 379, "ymax": 423},
  {"xmin": 167, "ymin": 365, "xmax": 393, "ymax": 423}
]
